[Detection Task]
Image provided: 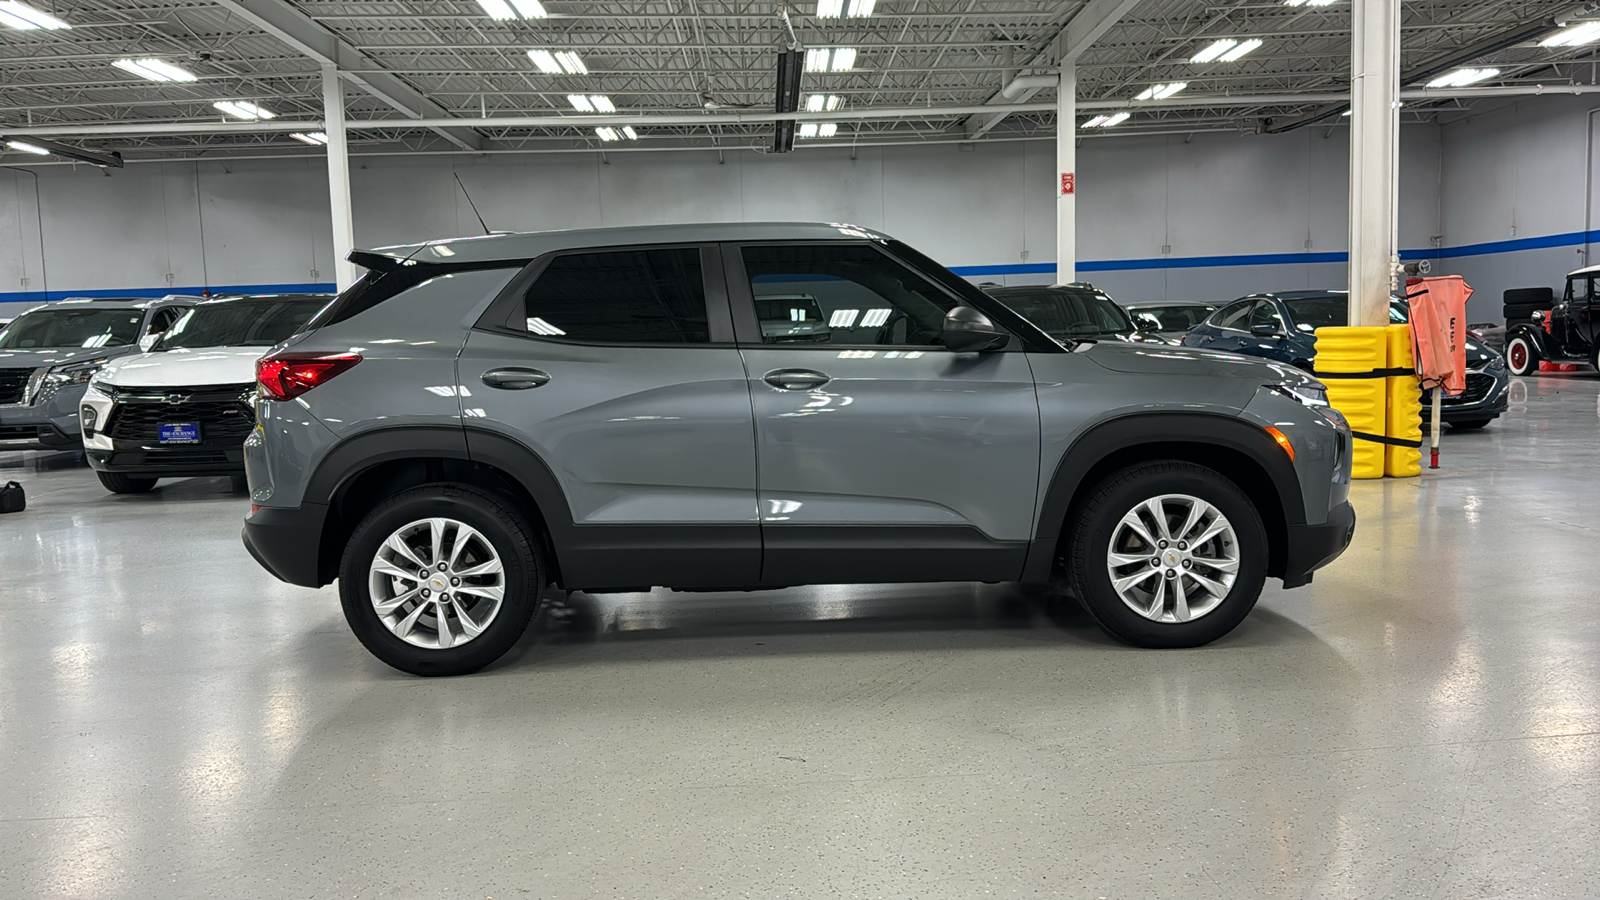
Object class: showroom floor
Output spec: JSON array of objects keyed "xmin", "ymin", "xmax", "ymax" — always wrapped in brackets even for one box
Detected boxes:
[{"xmin": 2, "ymin": 375, "xmax": 1597, "ymax": 899}]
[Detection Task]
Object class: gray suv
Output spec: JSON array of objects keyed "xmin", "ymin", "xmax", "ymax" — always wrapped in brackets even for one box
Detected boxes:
[{"xmin": 241, "ymin": 223, "xmax": 1355, "ymax": 676}]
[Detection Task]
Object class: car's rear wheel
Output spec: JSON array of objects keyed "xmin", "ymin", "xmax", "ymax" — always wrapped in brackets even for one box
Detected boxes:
[
  {"xmin": 1507, "ymin": 335, "xmax": 1539, "ymax": 376},
  {"xmin": 339, "ymin": 483, "xmax": 544, "ymax": 676},
  {"xmin": 96, "ymin": 471, "xmax": 157, "ymax": 494},
  {"xmin": 1069, "ymin": 461, "xmax": 1267, "ymax": 648}
]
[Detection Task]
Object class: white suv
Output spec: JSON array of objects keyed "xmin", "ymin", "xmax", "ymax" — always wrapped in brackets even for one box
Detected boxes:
[{"xmin": 80, "ymin": 294, "xmax": 329, "ymax": 493}]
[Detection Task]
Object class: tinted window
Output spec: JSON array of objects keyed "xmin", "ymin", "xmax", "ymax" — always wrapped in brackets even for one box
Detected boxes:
[
  {"xmin": 1212, "ymin": 301, "xmax": 1252, "ymax": 331},
  {"xmin": 163, "ymin": 298, "xmax": 328, "ymax": 349},
  {"xmin": 741, "ymin": 244, "xmax": 956, "ymax": 346},
  {"xmin": 1249, "ymin": 300, "xmax": 1286, "ymax": 331},
  {"xmin": 523, "ymin": 248, "xmax": 708, "ymax": 343},
  {"xmin": 1132, "ymin": 306, "xmax": 1214, "ymax": 332},
  {"xmin": 0, "ymin": 307, "xmax": 143, "ymax": 349},
  {"xmin": 1283, "ymin": 296, "xmax": 1349, "ymax": 331},
  {"xmin": 989, "ymin": 288, "xmax": 1131, "ymax": 340}
]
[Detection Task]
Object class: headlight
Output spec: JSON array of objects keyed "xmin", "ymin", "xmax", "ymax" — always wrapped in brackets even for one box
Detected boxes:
[
  {"xmin": 1268, "ymin": 381, "xmax": 1346, "ymax": 428},
  {"xmin": 44, "ymin": 358, "xmax": 109, "ymax": 386},
  {"xmin": 1486, "ymin": 354, "xmax": 1506, "ymax": 371}
]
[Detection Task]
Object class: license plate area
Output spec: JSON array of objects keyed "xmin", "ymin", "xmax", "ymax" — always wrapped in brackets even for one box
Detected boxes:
[{"xmin": 158, "ymin": 423, "xmax": 201, "ymax": 444}]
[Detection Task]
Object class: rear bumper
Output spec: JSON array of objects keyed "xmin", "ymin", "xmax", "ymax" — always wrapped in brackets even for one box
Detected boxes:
[
  {"xmin": 242, "ymin": 502, "xmax": 329, "ymax": 587},
  {"xmin": 1281, "ymin": 500, "xmax": 1356, "ymax": 588}
]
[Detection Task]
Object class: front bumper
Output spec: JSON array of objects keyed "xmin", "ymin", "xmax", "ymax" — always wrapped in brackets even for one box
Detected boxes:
[
  {"xmin": 243, "ymin": 502, "xmax": 331, "ymax": 587},
  {"xmin": 1436, "ymin": 367, "xmax": 1509, "ymax": 423},
  {"xmin": 0, "ymin": 382, "xmax": 89, "ymax": 451},
  {"xmin": 88, "ymin": 444, "xmax": 245, "ymax": 477},
  {"xmin": 1281, "ymin": 500, "xmax": 1356, "ymax": 588}
]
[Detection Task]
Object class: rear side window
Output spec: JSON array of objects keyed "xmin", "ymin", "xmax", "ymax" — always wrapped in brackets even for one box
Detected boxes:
[{"xmin": 522, "ymin": 248, "xmax": 709, "ymax": 343}]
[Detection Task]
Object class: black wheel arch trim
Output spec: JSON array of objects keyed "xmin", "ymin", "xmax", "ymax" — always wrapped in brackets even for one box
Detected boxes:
[{"xmin": 1023, "ymin": 412, "xmax": 1308, "ymax": 583}]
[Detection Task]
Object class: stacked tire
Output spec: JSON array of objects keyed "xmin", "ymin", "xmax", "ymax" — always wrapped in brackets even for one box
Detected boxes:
[{"xmin": 1502, "ymin": 287, "xmax": 1553, "ymax": 322}]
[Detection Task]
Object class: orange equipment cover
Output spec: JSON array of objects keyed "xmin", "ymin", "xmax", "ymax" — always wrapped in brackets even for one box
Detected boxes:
[{"xmin": 1405, "ymin": 276, "xmax": 1472, "ymax": 396}]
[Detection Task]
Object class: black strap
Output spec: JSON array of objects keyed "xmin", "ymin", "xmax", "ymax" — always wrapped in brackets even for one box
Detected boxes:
[
  {"xmin": 1351, "ymin": 430, "xmax": 1424, "ymax": 448},
  {"xmin": 1313, "ymin": 367, "xmax": 1416, "ymax": 379}
]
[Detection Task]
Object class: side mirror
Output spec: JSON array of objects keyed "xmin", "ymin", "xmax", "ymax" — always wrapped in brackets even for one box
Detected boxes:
[
  {"xmin": 1134, "ymin": 317, "xmax": 1160, "ymax": 333},
  {"xmin": 139, "ymin": 334, "xmax": 160, "ymax": 353},
  {"xmin": 1250, "ymin": 323, "xmax": 1280, "ymax": 337},
  {"xmin": 943, "ymin": 307, "xmax": 1010, "ymax": 352}
]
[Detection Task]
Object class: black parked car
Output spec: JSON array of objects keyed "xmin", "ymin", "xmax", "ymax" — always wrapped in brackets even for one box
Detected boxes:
[
  {"xmin": 982, "ymin": 284, "xmax": 1175, "ymax": 346},
  {"xmin": 1184, "ymin": 290, "xmax": 1509, "ymax": 429},
  {"xmin": 1505, "ymin": 266, "xmax": 1600, "ymax": 375}
]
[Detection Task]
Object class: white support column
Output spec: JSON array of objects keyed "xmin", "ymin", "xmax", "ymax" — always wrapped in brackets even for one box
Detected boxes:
[
  {"xmin": 1056, "ymin": 61, "xmax": 1076, "ymax": 285},
  {"xmin": 1348, "ymin": 0, "xmax": 1402, "ymax": 327},
  {"xmin": 322, "ymin": 63, "xmax": 357, "ymax": 290}
]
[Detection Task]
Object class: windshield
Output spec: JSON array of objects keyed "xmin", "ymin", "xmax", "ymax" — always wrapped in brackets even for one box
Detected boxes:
[
  {"xmin": 990, "ymin": 289, "xmax": 1133, "ymax": 339},
  {"xmin": 1285, "ymin": 295, "xmax": 1409, "ymax": 331},
  {"xmin": 1130, "ymin": 305, "xmax": 1215, "ymax": 332},
  {"xmin": 0, "ymin": 307, "xmax": 143, "ymax": 349},
  {"xmin": 161, "ymin": 298, "xmax": 327, "ymax": 350}
]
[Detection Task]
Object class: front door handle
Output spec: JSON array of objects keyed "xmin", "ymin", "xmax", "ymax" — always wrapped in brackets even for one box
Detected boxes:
[
  {"xmin": 762, "ymin": 368, "xmax": 831, "ymax": 391},
  {"xmin": 481, "ymin": 367, "xmax": 551, "ymax": 390}
]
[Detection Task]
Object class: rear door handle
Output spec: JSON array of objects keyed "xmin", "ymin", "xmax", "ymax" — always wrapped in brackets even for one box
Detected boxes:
[
  {"xmin": 481, "ymin": 367, "xmax": 551, "ymax": 390},
  {"xmin": 762, "ymin": 368, "xmax": 831, "ymax": 391}
]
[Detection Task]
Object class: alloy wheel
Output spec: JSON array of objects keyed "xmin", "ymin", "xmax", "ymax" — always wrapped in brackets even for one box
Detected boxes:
[
  {"xmin": 1105, "ymin": 493, "xmax": 1240, "ymax": 623},
  {"xmin": 368, "ymin": 517, "xmax": 506, "ymax": 649}
]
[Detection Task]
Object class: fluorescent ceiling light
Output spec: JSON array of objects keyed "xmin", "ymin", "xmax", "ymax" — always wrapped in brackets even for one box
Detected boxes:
[
  {"xmin": 818, "ymin": 0, "xmax": 873, "ymax": 17},
  {"xmin": 112, "ymin": 58, "xmax": 197, "ymax": 83},
  {"xmin": 1192, "ymin": 39, "xmax": 1236, "ymax": 63},
  {"xmin": 1283, "ymin": 0, "xmax": 1338, "ymax": 6},
  {"xmin": 6, "ymin": 140, "xmax": 49, "ymax": 155},
  {"xmin": 798, "ymin": 123, "xmax": 839, "ymax": 138},
  {"xmin": 531, "ymin": 49, "xmax": 587, "ymax": 73},
  {"xmin": 528, "ymin": 50, "xmax": 561, "ymax": 73},
  {"xmin": 568, "ymin": 94, "xmax": 615, "ymax": 113},
  {"xmin": 595, "ymin": 126, "xmax": 638, "ymax": 142},
  {"xmin": 1542, "ymin": 21, "xmax": 1600, "ymax": 47},
  {"xmin": 290, "ymin": 132, "xmax": 329, "ymax": 145},
  {"xmin": 476, "ymin": 0, "xmax": 545, "ymax": 19},
  {"xmin": 555, "ymin": 51, "xmax": 586, "ymax": 74},
  {"xmin": 1135, "ymin": 82, "xmax": 1187, "ymax": 100},
  {"xmin": 1219, "ymin": 38, "xmax": 1263, "ymax": 62},
  {"xmin": 1427, "ymin": 67, "xmax": 1500, "ymax": 88},
  {"xmin": 622, "ymin": 126, "xmax": 637, "ymax": 140},
  {"xmin": 819, "ymin": 123, "xmax": 837, "ymax": 137},
  {"xmin": 860, "ymin": 308, "xmax": 891, "ymax": 327},
  {"xmin": 0, "ymin": 1, "xmax": 69, "ymax": 29},
  {"xmin": 1083, "ymin": 112, "xmax": 1130, "ymax": 128},
  {"xmin": 805, "ymin": 93, "xmax": 844, "ymax": 112},
  {"xmin": 212, "ymin": 100, "xmax": 275, "ymax": 120},
  {"xmin": 847, "ymin": 0, "xmax": 876, "ymax": 15},
  {"xmin": 805, "ymin": 47, "xmax": 856, "ymax": 72},
  {"xmin": 829, "ymin": 309, "xmax": 860, "ymax": 328},
  {"xmin": 817, "ymin": 0, "xmax": 843, "ymax": 16}
]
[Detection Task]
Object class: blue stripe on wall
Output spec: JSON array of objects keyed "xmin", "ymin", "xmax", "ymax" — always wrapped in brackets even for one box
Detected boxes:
[
  {"xmin": 2, "ymin": 228, "xmax": 1592, "ymax": 305},
  {"xmin": 0, "ymin": 282, "xmax": 336, "ymax": 305}
]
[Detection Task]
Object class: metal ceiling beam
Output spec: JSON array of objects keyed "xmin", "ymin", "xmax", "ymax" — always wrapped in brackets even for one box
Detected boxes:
[
  {"xmin": 210, "ymin": 0, "xmax": 485, "ymax": 152},
  {"xmin": 963, "ymin": 0, "xmax": 1143, "ymax": 139},
  {"xmin": 12, "ymin": 83, "xmax": 1600, "ymax": 140}
]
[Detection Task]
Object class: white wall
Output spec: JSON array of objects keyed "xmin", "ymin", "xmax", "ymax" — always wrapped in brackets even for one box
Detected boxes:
[{"xmin": 0, "ymin": 119, "xmax": 1464, "ymax": 321}]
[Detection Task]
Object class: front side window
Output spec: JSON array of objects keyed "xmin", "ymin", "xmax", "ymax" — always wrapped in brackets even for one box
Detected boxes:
[
  {"xmin": 522, "ymin": 247, "xmax": 709, "ymax": 343},
  {"xmin": 0, "ymin": 307, "xmax": 142, "ymax": 349},
  {"xmin": 741, "ymin": 244, "xmax": 956, "ymax": 346},
  {"xmin": 1212, "ymin": 301, "xmax": 1251, "ymax": 331},
  {"xmin": 1283, "ymin": 295, "xmax": 1349, "ymax": 331}
]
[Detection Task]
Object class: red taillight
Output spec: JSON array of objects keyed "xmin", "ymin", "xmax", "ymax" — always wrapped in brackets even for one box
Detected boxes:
[{"xmin": 256, "ymin": 352, "xmax": 362, "ymax": 401}]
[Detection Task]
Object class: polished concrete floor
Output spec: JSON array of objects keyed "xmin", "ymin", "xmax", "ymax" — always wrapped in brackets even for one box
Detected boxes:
[{"xmin": 2, "ymin": 375, "xmax": 1598, "ymax": 899}]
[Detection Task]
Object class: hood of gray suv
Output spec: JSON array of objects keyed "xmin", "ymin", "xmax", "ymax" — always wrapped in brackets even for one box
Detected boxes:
[
  {"xmin": 1082, "ymin": 340, "xmax": 1307, "ymax": 383},
  {"xmin": 0, "ymin": 346, "xmax": 132, "ymax": 369}
]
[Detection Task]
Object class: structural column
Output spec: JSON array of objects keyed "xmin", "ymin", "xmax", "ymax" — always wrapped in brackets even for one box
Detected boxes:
[
  {"xmin": 321, "ymin": 62, "xmax": 357, "ymax": 291},
  {"xmin": 1056, "ymin": 61, "xmax": 1076, "ymax": 285},
  {"xmin": 1347, "ymin": 0, "xmax": 1402, "ymax": 327}
]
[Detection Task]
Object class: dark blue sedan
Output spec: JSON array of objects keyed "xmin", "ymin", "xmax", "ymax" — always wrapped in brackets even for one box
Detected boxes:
[{"xmin": 1183, "ymin": 290, "xmax": 1509, "ymax": 429}]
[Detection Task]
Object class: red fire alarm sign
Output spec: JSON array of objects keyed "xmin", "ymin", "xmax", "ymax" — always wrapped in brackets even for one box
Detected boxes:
[{"xmin": 1060, "ymin": 172, "xmax": 1075, "ymax": 195}]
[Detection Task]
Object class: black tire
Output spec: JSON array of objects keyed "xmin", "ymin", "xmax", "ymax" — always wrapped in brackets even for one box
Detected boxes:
[
  {"xmin": 97, "ymin": 471, "xmax": 157, "ymax": 494},
  {"xmin": 339, "ymin": 483, "xmax": 545, "ymax": 676},
  {"xmin": 1448, "ymin": 419, "xmax": 1491, "ymax": 431},
  {"xmin": 1068, "ymin": 461, "xmax": 1267, "ymax": 649},
  {"xmin": 1506, "ymin": 334, "xmax": 1540, "ymax": 376},
  {"xmin": 1503, "ymin": 287, "xmax": 1553, "ymax": 306}
]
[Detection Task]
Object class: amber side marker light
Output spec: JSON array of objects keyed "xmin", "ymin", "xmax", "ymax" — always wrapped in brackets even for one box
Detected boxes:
[{"xmin": 1264, "ymin": 426, "xmax": 1295, "ymax": 461}]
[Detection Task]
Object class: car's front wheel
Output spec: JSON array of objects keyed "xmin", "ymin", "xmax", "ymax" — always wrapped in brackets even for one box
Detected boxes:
[
  {"xmin": 96, "ymin": 471, "xmax": 157, "ymax": 494},
  {"xmin": 1069, "ymin": 461, "xmax": 1267, "ymax": 648},
  {"xmin": 339, "ymin": 483, "xmax": 545, "ymax": 676},
  {"xmin": 1507, "ymin": 335, "xmax": 1539, "ymax": 376}
]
